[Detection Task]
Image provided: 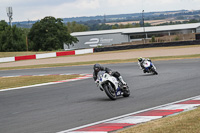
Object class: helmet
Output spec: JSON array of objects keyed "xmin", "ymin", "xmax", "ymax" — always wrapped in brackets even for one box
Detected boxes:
[
  {"xmin": 138, "ymin": 57, "xmax": 143, "ymax": 62},
  {"xmin": 93, "ymin": 64, "xmax": 101, "ymax": 72}
]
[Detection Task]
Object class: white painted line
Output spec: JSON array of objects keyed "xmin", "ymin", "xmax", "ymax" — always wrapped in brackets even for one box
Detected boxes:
[
  {"xmin": 57, "ymin": 95, "xmax": 200, "ymax": 133},
  {"xmin": 0, "ymin": 82, "xmax": 60, "ymax": 92},
  {"xmin": 193, "ymin": 97, "xmax": 200, "ymax": 100},
  {"xmin": 68, "ymin": 131, "xmax": 107, "ymax": 133},
  {"xmin": 0, "ymin": 75, "xmax": 92, "ymax": 92},
  {"xmin": 33, "ymin": 74, "xmax": 47, "ymax": 76},
  {"xmin": 2, "ymin": 76, "xmax": 17, "ymax": 78},
  {"xmin": 157, "ymin": 104, "xmax": 200, "ymax": 110},
  {"xmin": 106, "ymin": 116, "xmax": 162, "ymax": 124},
  {"xmin": 0, "ymin": 73, "xmax": 82, "ymax": 78}
]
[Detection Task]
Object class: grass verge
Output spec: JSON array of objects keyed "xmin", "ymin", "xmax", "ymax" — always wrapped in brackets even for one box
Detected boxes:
[
  {"xmin": 0, "ymin": 75, "xmax": 81, "ymax": 90},
  {"xmin": 116, "ymin": 107, "xmax": 200, "ymax": 133},
  {"xmin": 1, "ymin": 54, "xmax": 200, "ymax": 71}
]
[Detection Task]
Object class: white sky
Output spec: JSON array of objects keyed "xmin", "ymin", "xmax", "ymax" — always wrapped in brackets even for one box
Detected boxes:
[{"xmin": 0, "ymin": 0, "xmax": 199, "ymax": 22}]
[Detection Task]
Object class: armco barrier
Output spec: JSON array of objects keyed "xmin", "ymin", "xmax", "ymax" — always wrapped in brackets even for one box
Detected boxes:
[
  {"xmin": 0, "ymin": 48, "xmax": 94, "ymax": 63},
  {"xmin": 94, "ymin": 40, "xmax": 200, "ymax": 52}
]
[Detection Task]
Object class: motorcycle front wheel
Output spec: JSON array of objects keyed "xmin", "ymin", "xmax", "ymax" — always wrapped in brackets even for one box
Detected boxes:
[{"xmin": 104, "ymin": 83, "xmax": 117, "ymax": 100}]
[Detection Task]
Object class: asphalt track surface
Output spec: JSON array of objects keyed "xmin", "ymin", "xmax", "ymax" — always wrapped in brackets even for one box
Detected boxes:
[{"xmin": 0, "ymin": 58, "xmax": 200, "ymax": 133}]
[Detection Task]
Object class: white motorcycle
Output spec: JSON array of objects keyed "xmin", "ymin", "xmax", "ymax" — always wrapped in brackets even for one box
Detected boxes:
[
  {"xmin": 96, "ymin": 71, "xmax": 130, "ymax": 100},
  {"xmin": 142, "ymin": 60, "xmax": 158, "ymax": 75}
]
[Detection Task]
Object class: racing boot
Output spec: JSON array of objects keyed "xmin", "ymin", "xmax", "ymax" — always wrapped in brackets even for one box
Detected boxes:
[
  {"xmin": 118, "ymin": 76, "xmax": 127, "ymax": 85},
  {"xmin": 99, "ymin": 87, "xmax": 104, "ymax": 91},
  {"xmin": 118, "ymin": 76, "xmax": 129, "ymax": 92}
]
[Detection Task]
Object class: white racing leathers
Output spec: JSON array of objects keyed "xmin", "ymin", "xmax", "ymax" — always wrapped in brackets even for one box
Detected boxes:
[{"xmin": 95, "ymin": 71, "xmax": 130, "ymax": 100}]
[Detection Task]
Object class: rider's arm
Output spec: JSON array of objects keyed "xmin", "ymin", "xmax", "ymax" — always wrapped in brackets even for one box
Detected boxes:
[
  {"xmin": 104, "ymin": 67, "xmax": 112, "ymax": 74},
  {"xmin": 99, "ymin": 66, "xmax": 111, "ymax": 73},
  {"xmin": 147, "ymin": 58, "xmax": 151, "ymax": 62},
  {"xmin": 93, "ymin": 72, "xmax": 97, "ymax": 81},
  {"xmin": 138, "ymin": 62, "xmax": 142, "ymax": 69}
]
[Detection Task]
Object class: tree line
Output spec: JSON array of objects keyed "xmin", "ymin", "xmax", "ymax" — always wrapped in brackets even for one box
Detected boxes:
[{"xmin": 0, "ymin": 16, "xmax": 78, "ymax": 52}]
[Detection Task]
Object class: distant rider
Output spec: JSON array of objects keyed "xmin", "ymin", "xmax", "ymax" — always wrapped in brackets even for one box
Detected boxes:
[
  {"xmin": 138, "ymin": 57, "xmax": 152, "ymax": 73},
  {"xmin": 93, "ymin": 64, "xmax": 127, "ymax": 85}
]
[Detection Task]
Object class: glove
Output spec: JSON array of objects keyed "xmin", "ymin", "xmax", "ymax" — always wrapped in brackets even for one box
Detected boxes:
[
  {"xmin": 95, "ymin": 80, "xmax": 99, "ymax": 86},
  {"xmin": 108, "ymin": 71, "xmax": 112, "ymax": 75}
]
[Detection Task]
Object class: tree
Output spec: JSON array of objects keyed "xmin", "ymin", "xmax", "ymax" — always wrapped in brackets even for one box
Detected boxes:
[
  {"xmin": 112, "ymin": 24, "xmax": 118, "ymax": 29},
  {"xmin": 0, "ymin": 20, "xmax": 8, "ymax": 31},
  {"xmin": 151, "ymin": 36, "xmax": 156, "ymax": 42},
  {"xmin": 28, "ymin": 16, "xmax": 78, "ymax": 51},
  {"xmin": 66, "ymin": 21, "xmax": 89, "ymax": 33},
  {"xmin": 0, "ymin": 20, "xmax": 8, "ymax": 51},
  {"xmin": 0, "ymin": 21, "xmax": 26, "ymax": 52}
]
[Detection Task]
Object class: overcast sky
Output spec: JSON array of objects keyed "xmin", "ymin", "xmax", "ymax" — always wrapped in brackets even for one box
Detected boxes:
[{"xmin": 0, "ymin": 0, "xmax": 199, "ymax": 22}]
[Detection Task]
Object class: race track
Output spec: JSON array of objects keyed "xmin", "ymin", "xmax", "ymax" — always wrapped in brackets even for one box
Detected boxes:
[{"xmin": 0, "ymin": 58, "xmax": 200, "ymax": 133}]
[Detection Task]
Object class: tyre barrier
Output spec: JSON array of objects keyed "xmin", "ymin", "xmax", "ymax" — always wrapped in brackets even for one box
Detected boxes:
[{"xmin": 94, "ymin": 40, "xmax": 200, "ymax": 52}]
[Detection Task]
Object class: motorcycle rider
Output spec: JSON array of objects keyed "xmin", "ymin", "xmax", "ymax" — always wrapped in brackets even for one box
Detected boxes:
[
  {"xmin": 138, "ymin": 57, "xmax": 152, "ymax": 73},
  {"xmin": 93, "ymin": 64, "xmax": 127, "ymax": 86}
]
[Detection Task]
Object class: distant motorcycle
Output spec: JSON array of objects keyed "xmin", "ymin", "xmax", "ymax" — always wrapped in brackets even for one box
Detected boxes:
[
  {"xmin": 142, "ymin": 60, "xmax": 158, "ymax": 75},
  {"xmin": 95, "ymin": 71, "xmax": 130, "ymax": 100}
]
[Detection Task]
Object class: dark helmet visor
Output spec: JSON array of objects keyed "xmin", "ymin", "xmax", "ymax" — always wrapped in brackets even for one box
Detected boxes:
[{"xmin": 94, "ymin": 67, "xmax": 100, "ymax": 72}]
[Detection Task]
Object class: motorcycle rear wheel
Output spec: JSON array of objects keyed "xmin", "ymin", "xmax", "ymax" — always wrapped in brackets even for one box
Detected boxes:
[
  {"xmin": 123, "ymin": 86, "xmax": 130, "ymax": 97},
  {"xmin": 151, "ymin": 68, "xmax": 158, "ymax": 75}
]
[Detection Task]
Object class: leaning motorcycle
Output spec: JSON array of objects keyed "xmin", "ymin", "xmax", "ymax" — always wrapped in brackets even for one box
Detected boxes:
[
  {"xmin": 142, "ymin": 60, "xmax": 158, "ymax": 75},
  {"xmin": 95, "ymin": 71, "xmax": 130, "ymax": 100}
]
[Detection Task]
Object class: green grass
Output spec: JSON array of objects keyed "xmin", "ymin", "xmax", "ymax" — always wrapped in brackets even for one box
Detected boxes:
[
  {"xmin": 1, "ymin": 54, "xmax": 200, "ymax": 71},
  {"xmin": 0, "ymin": 75, "xmax": 81, "ymax": 89},
  {"xmin": 116, "ymin": 107, "xmax": 200, "ymax": 133}
]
